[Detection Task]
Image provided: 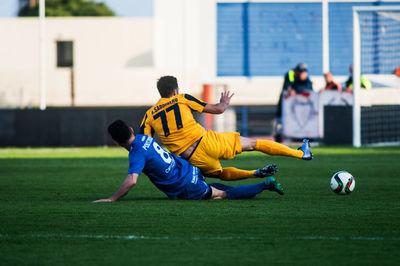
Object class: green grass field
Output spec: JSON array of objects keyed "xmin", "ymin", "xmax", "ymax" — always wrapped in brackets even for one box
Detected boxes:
[{"xmin": 0, "ymin": 146, "xmax": 399, "ymax": 265}]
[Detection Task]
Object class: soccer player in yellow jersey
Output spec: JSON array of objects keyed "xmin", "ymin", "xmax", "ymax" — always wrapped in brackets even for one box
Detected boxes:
[{"xmin": 139, "ymin": 76, "xmax": 312, "ymax": 181}]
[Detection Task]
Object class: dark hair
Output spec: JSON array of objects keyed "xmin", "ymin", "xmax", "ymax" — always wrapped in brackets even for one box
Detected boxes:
[
  {"xmin": 295, "ymin": 63, "xmax": 308, "ymax": 73},
  {"xmin": 157, "ymin": 76, "xmax": 178, "ymax": 98},
  {"xmin": 108, "ymin": 120, "xmax": 132, "ymax": 144}
]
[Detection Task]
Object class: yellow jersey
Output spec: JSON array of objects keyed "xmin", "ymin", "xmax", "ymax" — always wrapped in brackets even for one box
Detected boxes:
[{"xmin": 139, "ymin": 94, "xmax": 207, "ymax": 155}]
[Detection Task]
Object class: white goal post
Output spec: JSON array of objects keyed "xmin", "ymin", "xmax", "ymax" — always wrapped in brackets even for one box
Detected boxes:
[{"xmin": 352, "ymin": 6, "xmax": 400, "ymax": 147}]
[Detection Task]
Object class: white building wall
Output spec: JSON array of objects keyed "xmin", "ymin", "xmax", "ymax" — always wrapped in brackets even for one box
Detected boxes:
[
  {"xmin": 0, "ymin": 18, "xmax": 39, "ymax": 107},
  {"xmin": 154, "ymin": 0, "xmax": 203, "ymax": 97},
  {"xmin": 0, "ymin": 17, "xmax": 165, "ymax": 107}
]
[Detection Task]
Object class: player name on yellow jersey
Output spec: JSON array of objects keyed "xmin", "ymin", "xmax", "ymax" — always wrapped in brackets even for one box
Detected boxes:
[{"xmin": 151, "ymin": 98, "xmax": 178, "ymax": 115}]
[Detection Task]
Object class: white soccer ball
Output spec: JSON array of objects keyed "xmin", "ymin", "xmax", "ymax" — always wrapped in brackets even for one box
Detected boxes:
[{"xmin": 330, "ymin": 171, "xmax": 355, "ymax": 195}]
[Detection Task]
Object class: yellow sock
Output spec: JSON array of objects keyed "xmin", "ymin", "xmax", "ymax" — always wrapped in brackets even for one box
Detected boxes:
[
  {"xmin": 256, "ymin": 140, "xmax": 303, "ymax": 159},
  {"xmin": 218, "ymin": 167, "xmax": 256, "ymax": 181}
]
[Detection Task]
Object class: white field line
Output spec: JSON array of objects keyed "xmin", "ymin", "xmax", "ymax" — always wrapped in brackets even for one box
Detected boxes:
[{"xmin": 0, "ymin": 234, "xmax": 399, "ymax": 241}]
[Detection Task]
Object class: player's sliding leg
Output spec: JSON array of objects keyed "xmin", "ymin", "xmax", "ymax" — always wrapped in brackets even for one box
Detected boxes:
[
  {"xmin": 209, "ymin": 164, "xmax": 278, "ymax": 181},
  {"xmin": 208, "ymin": 177, "xmax": 284, "ymax": 200},
  {"xmin": 240, "ymin": 137, "xmax": 313, "ymax": 160}
]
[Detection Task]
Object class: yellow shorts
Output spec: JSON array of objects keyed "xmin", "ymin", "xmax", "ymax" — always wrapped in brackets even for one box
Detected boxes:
[{"xmin": 188, "ymin": 130, "xmax": 242, "ymax": 176}]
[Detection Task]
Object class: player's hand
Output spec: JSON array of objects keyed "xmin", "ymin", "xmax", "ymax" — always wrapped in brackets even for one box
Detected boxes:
[
  {"xmin": 220, "ymin": 91, "xmax": 234, "ymax": 106},
  {"xmin": 93, "ymin": 198, "xmax": 114, "ymax": 203}
]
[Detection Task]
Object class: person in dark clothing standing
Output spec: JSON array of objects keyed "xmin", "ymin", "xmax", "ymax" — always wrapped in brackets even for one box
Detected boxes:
[
  {"xmin": 345, "ymin": 64, "xmax": 371, "ymax": 91},
  {"xmin": 277, "ymin": 63, "xmax": 313, "ymax": 116},
  {"xmin": 290, "ymin": 69, "xmax": 313, "ymax": 94},
  {"xmin": 275, "ymin": 63, "xmax": 313, "ymax": 142}
]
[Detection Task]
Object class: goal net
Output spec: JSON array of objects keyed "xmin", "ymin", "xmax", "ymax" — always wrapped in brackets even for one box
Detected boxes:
[{"xmin": 353, "ymin": 6, "xmax": 400, "ymax": 146}]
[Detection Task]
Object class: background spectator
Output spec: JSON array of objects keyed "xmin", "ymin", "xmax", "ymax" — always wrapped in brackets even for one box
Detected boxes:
[
  {"xmin": 394, "ymin": 66, "xmax": 400, "ymax": 77},
  {"xmin": 289, "ymin": 64, "xmax": 313, "ymax": 95},
  {"xmin": 322, "ymin": 72, "xmax": 342, "ymax": 91},
  {"xmin": 277, "ymin": 63, "xmax": 313, "ymax": 118},
  {"xmin": 345, "ymin": 64, "xmax": 372, "ymax": 91},
  {"xmin": 275, "ymin": 63, "xmax": 314, "ymax": 142}
]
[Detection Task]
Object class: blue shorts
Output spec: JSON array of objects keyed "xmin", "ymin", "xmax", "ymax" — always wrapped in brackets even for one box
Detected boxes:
[{"xmin": 177, "ymin": 167, "xmax": 211, "ymax": 200}]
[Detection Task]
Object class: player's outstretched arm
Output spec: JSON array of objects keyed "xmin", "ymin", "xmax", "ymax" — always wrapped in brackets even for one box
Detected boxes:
[
  {"xmin": 203, "ymin": 91, "xmax": 234, "ymax": 114},
  {"xmin": 93, "ymin": 173, "xmax": 139, "ymax": 203}
]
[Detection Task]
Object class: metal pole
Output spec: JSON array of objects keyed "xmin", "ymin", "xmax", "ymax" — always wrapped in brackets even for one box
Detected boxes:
[
  {"xmin": 39, "ymin": 0, "xmax": 46, "ymax": 110},
  {"xmin": 353, "ymin": 9, "xmax": 361, "ymax": 147},
  {"xmin": 322, "ymin": 0, "xmax": 329, "ymax": 73},
  {"xmin": 181, "ymin": 0, "xmax": 187, "ymax": 89},
  {"xmin": 70, "ymin": 67, "xmax": 75, "ymax": 106}
]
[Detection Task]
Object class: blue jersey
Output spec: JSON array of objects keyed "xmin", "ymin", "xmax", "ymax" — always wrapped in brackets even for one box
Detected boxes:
[{"xmin": 128, "ymin": 134, "xmax": 200, "ymax": 198}]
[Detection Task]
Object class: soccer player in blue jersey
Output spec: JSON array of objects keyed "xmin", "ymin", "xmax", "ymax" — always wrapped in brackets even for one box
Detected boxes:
[{"xmin": 93, "ymin": 120, "xmax": 284, "ymax": 202}]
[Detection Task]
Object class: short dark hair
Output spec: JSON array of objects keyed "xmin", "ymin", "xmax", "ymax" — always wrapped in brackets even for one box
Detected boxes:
[
  {"xmin": 107, "ymin": 120, "xmax": 132, "ymax": 144},
  {"xmin": 157, "ymin": 76, "xmax": 178, "ymax": 98},
  {"xmin": 295, "ymin": 63, "xmax": 308, "ymax": 73}
]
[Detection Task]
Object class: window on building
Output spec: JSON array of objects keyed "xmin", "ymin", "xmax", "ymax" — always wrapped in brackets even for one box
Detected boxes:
[
  {"xmin": 217, "ymin": 3, "xmax": 322, "ymax": 76},
  {"xmin": 57, "ymin": 41, "xmax": 74, "ymax": 67}
]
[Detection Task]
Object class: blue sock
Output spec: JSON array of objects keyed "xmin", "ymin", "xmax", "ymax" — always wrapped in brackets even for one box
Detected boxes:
[{"xmin": 225, "ymin": 182, "xmax": 267, "ymax": 200}]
